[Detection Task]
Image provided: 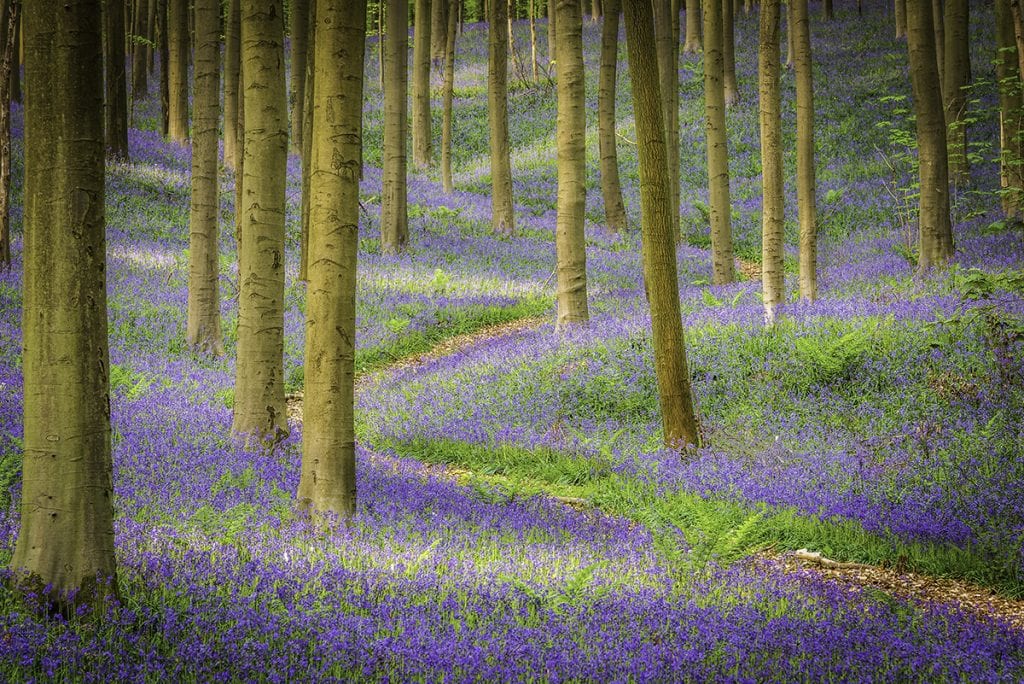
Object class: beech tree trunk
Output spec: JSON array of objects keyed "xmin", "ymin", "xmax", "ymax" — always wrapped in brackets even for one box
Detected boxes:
[
  {"xmin": 0, "ymin": 0, "xmax": 18, "ymax": 271},
  {"xmin": 187, "ymin": 0, "xmax": 222, "ymax": 355},
  {"xmin": 793, "ymin": 0, "xmax": 816, "ymax": 301},
  {"xmin": 298, "ymin": 0, "xmax": 367, "ymax": 519},
  {"xmin": 623, "ymin": 0, "xmax": 701, "ymax": 450},
  {"xmin": 299, "ymin": 0, "xmax": 316, "ymax": 282},
  {"xmin": 167, "ymin": 0, "xmax": 189, "ymax": 142},
  {"xmin": 547, "ymin": 0, "xmax": 556, "ymax": 65},
  {"xmin": 996, "ymin": 0, "xmax": 1024, "ymax": 218},
  {"xmin": 895, "ymin": 0, "xmax": 907, "ymax": 38},
  {"xmin": 158, "ymin": 0, "xmax": 169, "ymax": 135},
  {"xmin": 289, "ymin": 0, "xmax": 310, "ymax": 154},
  {"xmin": 131, "ymin": 0, "xmax": 149, "ymax": 100},
  {"xmin": 489, "ymin": 0, "xmax": 515, "ymax": 234},
  {"xmin": 932, "ymin": 0, "xmax": 944, "ymax": 92},
  {"xmin": 723, "ymin": 0, "xmax": 738, "ymax": 105},
  {"xmin": 431, "ymin": 0, "xmax": 447, "ymax": 66},
  {"xmin": 412, "ymin": 0, "xmax": 433, "ymax": 169},
  {"xmin": 441, "ymin": 0, "xmax": 458, "ymax": 193},
  {"xmin": 232, "ymin": 0, "xmax": 289, "ymax": 441},
  {"xmin": 759, "ymin": 0, "xmax": 784, "ymax": 325},
  {"xmin": 907, "ymin": 0, "xmax": 953, "ymax": 270},
  {"xmin": 104, "ymin": 0, "xmax": 130, "ymax": 159},
  {"xmin": 382, "ymin": 0, "xmax": 409, "ymax": 252},
  {"xmin": 598, "ymin": 0, "xmax": 626, "ymax": 233},
  {"xmin": 14, "ymin": 0, "xmax": 118, "ymax": 608},
  {"xmin": 684, "ymin": 0, "xmax": 702, "ymax": 53},
  {"xmin": 704, "ymin": 0, "xmax": 734, "ymax": 284},
  {"xmin": 224, "ymin": 0, "xmax": 240, "ymax": 169},
  {"xmin": 943, "ymin": 0, "xmax": 969, "ymax": 185},
  {"xmin": 654, "ymin": 0, "xmax": 680, "ymax": 238}
]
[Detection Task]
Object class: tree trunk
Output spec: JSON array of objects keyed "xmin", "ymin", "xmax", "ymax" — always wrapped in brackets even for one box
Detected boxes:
[
  {"xmin": 623, "ymin": 0, "xmax": 701, "ymax": 450},
  {"xmin": 547, "ymin": 0, "xmax": 556, "ymax": 65},
  {"xmin": 412, "ymin": 0, "xmax": 433, "ymax": 169},
  {"xmin": 822, "ymin": 0, "xmax": 833, "ymax": 20},
  {"xmin": 529, "ymin": 0, "xmax": 538, "ymax": 82},
  {"xmin": 684, "ymin": 0, "xmax": 702, "ymax": 53},
  {"xmin": 441, "ymin": 0, "xmax": 458, "ymax": 193},
  {"xmin": 382, "ymin": 0, "xmax": 409, "ymax": 252},
  {"xmin": 489, "ymin": 0, "xmax": 515, "ymax": 234},
  {"xmin": 146, "ymin": 0, "xmax": 157, "ymax": 74},
  {"xmin": 167, "ymin": 0, "xmax": 188, "ymax": 142},
  {"xmin": 932, "ymin": 0, "xmax": 944, "ymax": 93},
  {"xmin": 131, "ymin": 0, "xmax": 149, "ymax": 100},
  {"xmin": 158, "ymin": 0, "xmax": 169, "ymax": 136},
  {"xmin": 555, "ymin": 0, "xmax": 588, "ymax": 329},
  {"xmin": 431, "ymin": 0, "xmax": 447, "ymax": 66},
  {"xmin": 0, "ymin": 0, "xmax": 17, "ymax": 272},
  {"xmin": 654, "ymin": 0, "xmax": 680, "ymax": 238},
  {"xmin": 996, "ymin": 0, "xmax": 1024, "ymax": 218},
  {"xmin": 298, "ymin": 0, "xmax": 367, "ymax": 519},
  {"xmin": 232, "ymin": 0, "xmax": 288, "ymax": 441},
  {"xmin": 299, "ymin": 0, "xmax": 316, "ymax": 282},
  {"xmin": 943, "ymin": 0, "xmax": 969, "ymax": 185},
  {"xmin": 785, "ymin": 0, "xmax": 794, "ymax": 67},
  {"xmin": 759, "ymin": 0, "xmax": 784, "ymax": 325},
  {"xmin": 907, "ymin": 0, "xmax": 953, "ymax": 270},
  {"xmin": 224, "ymin": 0, "xmax": 240, "ymax": 169},
  {"xmin": 289, "ymin": 0, "xmax": 309, "ymax": 154},
  {"xmin": 1011, "ymin": 0, "xmax": 1024, "ymax": 78},
  {"xmin": 895, "ymin": 0, "xmax": 907, "ymax": 38},
  {"xmin": 598, "ymin": 0, "xmax": 627, "ymax": 233},
  {"xmin": 793, "ymin": 0, "xmax": 816, "ymax": 301},
  {"xmin": 591, "ymin": 0, "xmax": 601, "ymax": 20},
  {"xmin": 187, "ymin": 0, "xmax": 222, "ymax": 355},
  {"xmin": 704, "ymin": 0, "xmax": 734, "ymax": 284},
  {"xmin": 104, "ymin": 0, "xmax": 130, "ymax": 159},
  {"xmin": 8, "ymin": 6, "xmax": 17, "ymax": 103},
  {"xmin": 723, "ymin": 0, "xmax": 738, "ymax": 105},
  {"xmin": 14, "ymin": 0, "xmax": 118, "ymax": 608}
]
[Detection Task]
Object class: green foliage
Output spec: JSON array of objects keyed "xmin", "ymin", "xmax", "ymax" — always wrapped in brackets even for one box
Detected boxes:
[
  {"xmin": 109, "ymin": 364, "xmax": 154, "ymax": 400},
  {"xmin": 501, "ymin": 562, "xmax": 609, "ymax": 616},
  {"xmin": 0, "ymin": 437, "xmax": 23, "ymax": 510},
  {"xmin": 792, "ymin": 324, "xmax": 876, "ymax": 391},
  {"xmin": 654, "ymin": 508, "xmax": 771, "ymax": 587}
]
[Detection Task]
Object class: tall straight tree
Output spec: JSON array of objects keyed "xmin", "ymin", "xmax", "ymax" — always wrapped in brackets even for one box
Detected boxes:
[
  {"xmin": 13, "ymin": 0, "xmax": 118, "ymax": 606},
  {"xmin": 0, "ymin": 0, "xmax": 18, "ymax": 271},
  {"xmin": 723, "ymin": 0, "xmax": 738, "ymax": 105},
  {"xmin": 298, "ymin": 0, "xmax": 367, "ymax": 518},
  {"xmin": 704, "ymin": 0, "xmax": 735, "ymax": 284},
  {"xmin": 555, "ymin": 0, "xmax": 588, "ymax": 328},
  {"xmin": 623, "ymin": 0, "xmax": 701, "ymax": 449},
  {"xmin": 906, "ymin": 0, "xmax": 953, "ymax": 270},
  {"xmin": 233, "ymin": 0, "xmax": 289, "ymax": 440},
  {"xmin": 131, "ymin": 0, "xmax": 149, "ymax": 101},
  {"xmin": 759, "ymin": 0, "xmax": 784, "ymax": 325},
  {"xmin": 943, "ymin": 0, "xmax": 969, "ymax": 185},
  {"xmin": 158, "ymin": 0, "xmax": 170, "ymax": 136},
  {"xmin": 654, "ymin": 0, "xmax": 680, "ymax": 237},
  {"xmin": 289, "ymin": 0, "xmax": 310, "ymax": 153},
  {"xmin": 299, "ymin": 0, "xmax": 317, "ymax": 282},
  {"xmin": 931, "ymin": 0, "xmax": 944, "ymax": 88},
  {"xmin": 431, "ymin": 0, "xmax": 447, "ymax": 66},
  {"xmin": 547, "ymin": 0, "xmax": 556, "ymax": 66},
  {"xmin": 489, "ymin": 0, "xmax": 515, "ymax": 234},
  {"xmin": 895, "ymin": 0, "xmax": 907, "ymax": 38},
  {"xmin": 104, "ymin": 0, "xmax": 130, "ymax": 159},
  {"xmin": 224, "ymin": 0, "xmax": 241, "ymax": 169},
  {"xmin": 597, "ymin": 0, "xmax": 626, "ymax": 233},
  {"xmin": 187, "ymin": 0, "xmax": 222, "ymax": 355},
  {"xmin": 382, "ymin": 0, "xmax": 409, "ymax": 252},
  {"xmin": 412, "ymin": 0, "xmax": 433, "ymax": 169},
  {"xmin": 441, "ymin": 0, "xmax": 459, "ymax": 193},
  {"xmin": 684, "ymin": 0, "xmax": 702, "ymax": 53},
  {"xmin": 996, "ymin": 0, "xmax": 1024, "ymax": 218},
  {"xmin": 793, "ymin": 0, "xmax": 816, "ymax": 300},
  {"xmin": 166, "ymin": 0, "xmax": 189, "ymax": 142}
]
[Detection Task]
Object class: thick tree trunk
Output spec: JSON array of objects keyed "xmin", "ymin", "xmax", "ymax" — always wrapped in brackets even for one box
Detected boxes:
[
  {"xmin": 555, "ymin": 0, "xmax": 588, "ymax": 329},
  {"xmin": 167, "ymin": 0, "xmax": 189, "ymax": 142},
  {"xmin": 289, "ymin": 0, "xmax": 309, "ymax": 154},
  {"xmin": 623, "ymin": 0, "xmax": 701, "ymax": 450},
  {"xmin": 382, "ymin": 0, "xmax": 409, "ymax": 252},
  {"xmin": 907, "ymin": 0, "xmax": 953, "ymax": 270},
  {"xmin": 232, "ymin": 0, "xmax": 289, "ymax": 441},
  {"xmin": 441, "ymin": 0, "xmax": 458, "ymax": 193},
  {"xmin": 431, "ymin": 0, "xmax": 447, "ymax": 66},
  {"xmin": 298, "ymin": 0, "xmax": 367, "ymax": 519},
  {"xmin": 704, "ymin": 0, "xmax": 734, "ymax": 284},
  {"xmin": 598, "ymin": 0, "xmax": 627, "ymax": 233},
  {"xmin": 412, "ymin": 0, "xmax": 433, "ymax": 169},
  {"xmin": 793, "ymin": 0, "xmax": 816, "ymax": 301},
  {"xmin": 187, "ymin": 0, "xmax": 222, "ymax": 355},
  {"xmin": 759, "ymin": 0, "xmax": 784, "ymax": 325},
  {"xmin": 943, "ymin": 0, "xmax": 969, "ymax": 185},
  {"xmin": 996, "ymin": 0, "xmax": 1024, "ymax": 218},
  {"xmin": 591, "ymin": 0, "xmax": 601, "ymax": 20},
  {"xmin": 131, "ymin": 0, "xmax": 149, "ymax": 100},
  {"xmin": 224, "ymin": 0, "xmax": 240, "ymax": 169},
  {"xmin": 723, "ymin": 0, "xmax": 738, "ymax": 105},
  {"xmin": 489, "ymin": 0, "xmax": 515, "ymax": 234},
  {"xmin": 0, "ymin": 0, "xmax": 17, "ymax": 272},
  {"xmin": 654, "ymin": 0, "xmax": 680, "ymax": 238},
  {"xmin": 14, "ymin": 0, "xmax": 118, "ymax": 608},
  {"xmin": 684, "ymin": 0, "xmax": 702, "ymax": 53},
  {"xmin": 104, "ymin": 0, "xmax": 130, "ymax": 159},
  {"xmin": 895, "ymin": 0, "xmax": 907, "ymax": 38}
]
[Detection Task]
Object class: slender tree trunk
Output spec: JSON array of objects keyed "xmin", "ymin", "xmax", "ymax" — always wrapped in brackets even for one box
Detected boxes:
[
  {"xmin": 431, "ymin": 0, "xmax": 447, "ymax": 66},
  {"xmin": 234, "ymin": 48, "xmax": 244, "ymax": 244},
  {"xmin": 412, "ymin": 0, "xmax": 433, "ymax": 169},
  {"xmin": 793, "ymin": 0, "xmax": 816, "ymax": 301},
  {"xmin": 547, "ymin": 0, "xmax": 556, "ymax": 65},
  {"xmin": 0, "ymin": 1, "xmax": 17, "ymax": 271},
  {"xmin": 441, "ymin": 0, "xmax": 458, "ymax": 193},
  {"xmin": 489, "ymin": 0, "xmax": 515, "ymax": 234},
  {"xmin": 232, "ymin": 0, "xmax": 289, "ymax": 441},
  {"xmin": 167, "ymin": 0, "xmax": 188, "ymax": 142},
  {"xmin": 14, "ymin": 0, "xmax": 118, "ymax": 608},
  {"xmin": 378, "ymin": 2, "xmax": 385, "ymax": 89},
  {"xmin": 996, "ymin": 0, "xmax": 1024, "ymax": 218},
  {"xmin": 705, "ymin": 0, "xmax": 734, "ymax": 284},
  {"xmin": 299, "ymin": 0, "xmax": 316, "ymax": 282},
  {"xmin": 146, "ymin": 0, "xmax": 156, "ymax": 74},
  {"xmin": 684, "ymin": 0, "xmax": 702, "ymax": 53},
  {"xmin": 529, "ymin": 0, "xmax": 538, "ymax": 82},
  {"xmin": 8, "ymin": 7, "xmax": 17, "ymax": 103},
  {"xmin": 591, "ymin": 0, "xmax": 601, "ymax": 20},
  {"xmin": 623, "ymin": 0, "xmax": 701, "ymax": 450},
  {"xmin": 723, "ymin": 0, "xmax": 738, "ymax": 105},
  {"xmin": 907, "ymin": 0, "xmax": 953, "ymax": 270},
  {"xmin": 785, "ymin": 0, "xmax": 794, "ymax": 67},
  {"xmin": 104, "ymin": 0, "xmax": 130, "ymax": 159},
  {"xmin": 382, "ymin": 0, "xmax": 409, "ymax": 252},
  {"xmin": 759, "ymin": 0, "xmax": 784, "ymax": 325},
  {"xmin": 187, "ymin": 0, "xmax": 222, "ymax": 355},
  {"xmin": 224, "ymin": 0, "xmax": 240, "ymax": 169},
  {"xmin": 131, "ymin": 0, "xmax": 149, "ymax": 100},
  {"xmin": 943, "ymin": 0, "xmax": 968, "ymax": 185},
  {"xmin": 555, "ymin": 0, "xmax": 588, "ymax": 329},
  {"xmin": 158, "ymin": 0, "xmax": 169, "ymax": 136},
  {"xmin": 298, "ymin": 0, "xmax": 366, "ymax": 519},
  {"xmin": 289, "ymin": 0, "xmax": 309, "ymax": 154},
  {"xmin": 895, "ymin": 0, "xmax": 907, "ymax": 38},
  {"xmin": 822, "ymin": 0, "xmax": 832, "ymax": 20},
  {"xmin": 1011, "ymin": 0, "xmax": 1024, "ymax": 78},
  {"xmin": 744, "ymin": 0, "xmax": 751, "ymax": 15},
  {"xmin": 598, "ymin": 0, "xmax": 626, "ymax": 233},
  {"xmin": 654, "ymin": 0, "xmax": 680, "ymax": 238}
]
